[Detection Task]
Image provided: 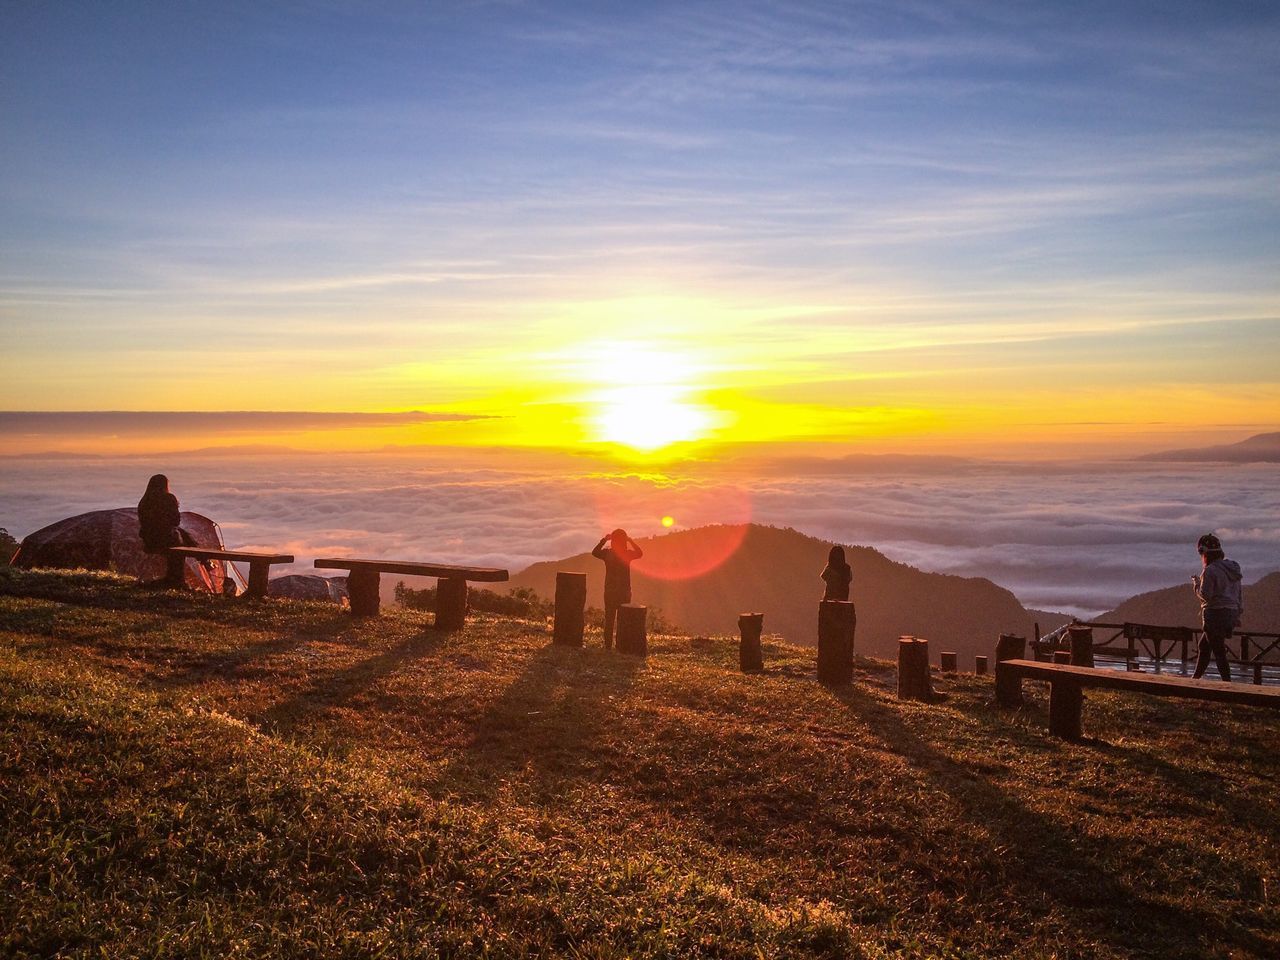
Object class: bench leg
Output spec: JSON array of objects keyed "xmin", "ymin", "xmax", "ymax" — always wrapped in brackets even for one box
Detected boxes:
[
  {"xmin": 436, "ymin": 577, "xmax": 468, "ymax": 631},
  {"xmin": 1048, "ymin": 679, "xmax": 1083, "ymax": 740},
  {"xmin": 246, "ymin": 561, "xmax": 270, "ymax": 599},
  {"xmin": 349, "ymin": 568, "xmax": 381, "ymax": 617}
]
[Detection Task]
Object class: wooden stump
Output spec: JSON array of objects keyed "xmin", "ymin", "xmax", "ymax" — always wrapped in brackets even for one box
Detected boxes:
[
  {"xmin": 1068, "ymin": 624, "xmax": 1095, "ymax": 667},
  {"xmin": 897, "ymin": 636, "xmax": 933, "ymax": 701},
  {"xmin": 1048, "ymin": 679, "xmax": 1083, "ymax": 739},
  {"xmin": 940, "ymin": 651, "xmax": 958, "ymax": 672},
  {"xmin": 348, "ymin": 567, "xmax": 381, "ymax": 617},
  {"xmin": 435, "ymin": 577, "xmax": 468, "ymax": 631},
  {"xmin": 1053, "ymin": 650, "xmax": 1072, "ymax": 665},
  {"xmin": 995, "ymin": 633, "xmax": 1025, "ymax": 707},
  {"xmin": 975, "ymin": 655, "xmax": 989, "ymax": 676},
  {"xmin": 553, "ymin": 572, "xmax": 587, "ymax": 647},
  {"xmin": 246, "ymin": 560, "xmax": 270, "ymax": 600},
  {"xmin": 738, "ymin": 612, "xmax": 764, "ymax": 673},
  {"xmin": 817, "ymin": 600, "xmax": 855, "ymax": 686},
  {"xmin": 616, "ymin": 604, "xmax": 647, "ymax": 657}
]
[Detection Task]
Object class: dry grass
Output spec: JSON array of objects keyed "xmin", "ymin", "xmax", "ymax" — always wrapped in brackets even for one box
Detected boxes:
[{"xmin": 2, "ymin": 566, "xmax": 1279, "ymax": 958}]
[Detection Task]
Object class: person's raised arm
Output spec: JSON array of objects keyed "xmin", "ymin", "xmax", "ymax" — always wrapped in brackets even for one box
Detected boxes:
[
  {"xmin": 592, "ymin": 536, "xmax": 609, "ymax": 559},
  {"xmin": 627, "ymin": 537, "xmax": 643, "ymax": 560}
]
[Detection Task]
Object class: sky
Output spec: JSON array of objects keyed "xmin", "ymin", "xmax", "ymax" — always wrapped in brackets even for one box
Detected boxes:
[{"xmin": 2, "ymin": 0, "xmax": 1278, "ymax": 458}]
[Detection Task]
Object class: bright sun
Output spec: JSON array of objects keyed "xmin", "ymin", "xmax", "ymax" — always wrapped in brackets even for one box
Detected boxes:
[{"xmin": 594, "ymin": 385, "xmax": 715, "ymax": 451}]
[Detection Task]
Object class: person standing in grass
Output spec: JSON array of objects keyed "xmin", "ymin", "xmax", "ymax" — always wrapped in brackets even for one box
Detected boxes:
[
  {"xmin": 1191, "ymin": 533, "xmax": 1244, "ymax": 682},
  {"xmin": 592, "ymin": 528, "xmax": 643, "ymax": 649},
  {"xmin": 137, "ymin": 474, "xmax": 198, "ymax": 587},
  {"xmin": 821, "ymin": 545, "xmax": 853, "ymax": 601}
]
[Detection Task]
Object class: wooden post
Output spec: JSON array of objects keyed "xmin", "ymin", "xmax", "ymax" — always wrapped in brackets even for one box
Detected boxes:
[
  {"xmin": 817, "ymin": 600, "xmax": 855, "ymax": 686},
  {"xmin": 1053, "ymin": 650, "xmax": 1072, "ymax": 665},
  {"xmin": 897, "ymin": 636, "xmax": 933, "ymax": 701},
  {"xmin": 616, "ymin": 604, "xmax": 647, "ymax": 657},
  {"xmin": 995, "ymin": 633, "xmax": 1025, "ymax": 707},
  {"xmin": 1255, "ymin": 662, "xmax": 1264, "ymax": 686},
  {"xmin": 552, "ymin": 572, "xmax": 587, "ymax": 647},
  {"xmin": 436, "ymin": 577, "xmax": 468, "ymax": 631},
  {"xmin": 1068, "ymin": 625, "xmax": 1094, "ymax": 668},
  {"xmin": 246, "ymin": 560, "xmax": 269, "ymax": 600},
  {"xmin": 348, "ymin": 567, "xmax": 381, "ymax": 617},
  {"xmin": 975, "ymin": 655, "xmax": 989, "ymax": 676},
  {"xmin": 1241, "ymin": 635, "xmax": 1250, "ymax": 663},
  {"xmin": 738, "ymin": 613, "xmax": 764, "ymax": 673},
  {"xmin": 940, "ymin": 651, "xmax": 958, "ymax": 672},
  {"xmin": 1048, "ymin": 679, "xmax": 1084, "ymax": 740}
]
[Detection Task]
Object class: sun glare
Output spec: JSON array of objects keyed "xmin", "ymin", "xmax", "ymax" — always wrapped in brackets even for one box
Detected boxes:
[{"xmin": 593, "ymin": 385, "xmax": 716, "ymax": 451}]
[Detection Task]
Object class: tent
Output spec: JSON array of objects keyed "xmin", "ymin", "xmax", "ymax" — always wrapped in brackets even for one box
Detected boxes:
[
  {"xmin": 12, "ymin": 508, "xmax": 230, "ymax": 592},
  {"xmin": 268, "ymin": 574, "xmax": 349, "ymax": 604}
]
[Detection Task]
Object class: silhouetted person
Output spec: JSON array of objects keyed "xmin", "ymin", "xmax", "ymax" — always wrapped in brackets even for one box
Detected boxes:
[
  {"xmin": 821, "ymin": 545, "xmax": 853, "ymax": 601},
  {"xmin": 137, "ymin": 474, "xmax": 196, "ymax": 587},
  {"xmin": 1191, "ymin": 533, "xmax": 1243, "ymax": 681},
  {"xmin": 592, "ymin": 528, "xmax": 642, "ymax": 649}
]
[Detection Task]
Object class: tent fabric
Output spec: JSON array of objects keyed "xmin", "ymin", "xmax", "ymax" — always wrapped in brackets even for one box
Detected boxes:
[
  {"xmin": 13, "ymin": 508, "xmax": 228, "ymax": 592},
  {"xmin": 268, "ymin": 574, "xmax": 349, "ymax": 604}
]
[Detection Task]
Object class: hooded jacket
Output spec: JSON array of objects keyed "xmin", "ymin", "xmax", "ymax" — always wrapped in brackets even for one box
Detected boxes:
[{"xmin": 1193, "ymin": 558, "xmax": 1245, "ymax": 614}]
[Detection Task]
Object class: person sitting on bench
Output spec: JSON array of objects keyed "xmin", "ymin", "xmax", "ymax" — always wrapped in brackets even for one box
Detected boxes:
[
  {"xmin": 137, "ymin": 473, "xmax": 199, "ymax": 587},
  {"xmin": 1191, "ymin": 533, "xmax": 1244, "ymax": 681}
]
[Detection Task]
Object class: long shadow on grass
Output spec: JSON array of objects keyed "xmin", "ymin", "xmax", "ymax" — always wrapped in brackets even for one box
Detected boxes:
[
  {"xmin": 256, "ymin": 627, "xmax": 450, "ymax": 735},
  {"xmin": 0, "ymin": 568, "xmax": 353, "ymax": 638},
  {"xmin": 829, "ymin": 683, "xmax": 1270, "ymax": 959},
  {"xmin": 433, "ymin": 643, "xmax": 644, "ymax": 802}
]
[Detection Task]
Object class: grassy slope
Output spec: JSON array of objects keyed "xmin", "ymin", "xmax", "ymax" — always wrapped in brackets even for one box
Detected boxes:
[{"xmin": 2, "ymin": 568, "xmax": 1278, "ymax": 959}]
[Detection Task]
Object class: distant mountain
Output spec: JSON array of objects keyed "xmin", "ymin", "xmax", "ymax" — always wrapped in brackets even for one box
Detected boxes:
[
  {"xmin": 1138, "ymin": 432, "xmax": 1280, "ymax": 463},
  {"xmin": 1100, "ymin": 570, "xmax": 1280, "ymax": 630},
  {"xmin": 508, "ymin": 523, "xmax": 1060, "ymax": 662}
]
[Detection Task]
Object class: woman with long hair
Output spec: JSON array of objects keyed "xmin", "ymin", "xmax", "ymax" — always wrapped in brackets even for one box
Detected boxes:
[
  {"xmin": 821, "ymin": 544, "xmax": 853, "ymax": 601},
  {"xmin": 137, "ymin": 474, "xmax": 197, "ymax": 586}
]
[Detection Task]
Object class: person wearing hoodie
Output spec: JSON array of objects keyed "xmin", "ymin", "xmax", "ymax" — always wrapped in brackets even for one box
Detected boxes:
[
  {"xmin": 1190, "ymin": 533, "xmax": 1244, "ymax": 681},
  {"xmin": 137, "ymin": 473, "xmax": 198, "ymax": 587}
]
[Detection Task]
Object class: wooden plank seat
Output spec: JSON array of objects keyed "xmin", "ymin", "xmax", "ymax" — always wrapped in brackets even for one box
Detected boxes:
[
  {"xmin": 167, "ymin": 547, "xmax": 294, "ymax": 599},
  {"xmin": 996, "ymin": 658, "xmax": 1280, "ymax": 740},
  {"xmin": 313, "ymin": 557, "xmax": 509, "ymax": 626}
]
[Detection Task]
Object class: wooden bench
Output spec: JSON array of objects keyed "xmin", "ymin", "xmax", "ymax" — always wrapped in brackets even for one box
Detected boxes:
[
  {"xmin": 996, "ymin": 658, "xmax": 1280, "ymax": 740},
  {"xmin": 313, "ymin": 557, "xmax": 509, "ymax": 627},
  {"xmin": 168, "ymin": 547, "xmax": 295, "ymax": 599}
]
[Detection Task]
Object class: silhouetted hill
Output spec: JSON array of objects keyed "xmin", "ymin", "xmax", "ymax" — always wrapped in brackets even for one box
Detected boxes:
[
  {"xmin": 1138, "ymin": 431, "xmax": 1280, "ymax": 463},
  {"xmin": 509, "ymin": 523, "xmax": 1056, "ymax": 661},
  {"xmin": 1100, "ymin": 570, "xmax": 1280, "ymax": 630}
]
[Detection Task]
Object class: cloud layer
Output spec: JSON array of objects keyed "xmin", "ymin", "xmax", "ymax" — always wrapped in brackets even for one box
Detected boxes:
[{"xmin": 2, "ymin": 453, "xmax": 1276, "ymax": 617}]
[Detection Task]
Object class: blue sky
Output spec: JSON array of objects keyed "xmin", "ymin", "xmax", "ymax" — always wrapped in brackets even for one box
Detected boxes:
[{"xmin": 1, "ymin": 0, "xmax": 1277, "ymax": 454}]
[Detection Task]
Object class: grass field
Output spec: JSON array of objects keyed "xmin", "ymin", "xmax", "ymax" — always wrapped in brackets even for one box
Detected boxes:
[{"xmin": 2, "ymin": 567, "xmax": 1278, "ymax": 958}]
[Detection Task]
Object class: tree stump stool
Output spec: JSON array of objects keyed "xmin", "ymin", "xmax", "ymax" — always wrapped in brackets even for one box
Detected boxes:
[
  {"xmin": 435, "ymin": 577, "xmax": 469, "ymax": 631},
  {"xmin": 975, "ymin": 655, "xmax": 989, "ymax": 676},
  {"xmin": 553, "ymin": 571, "xmax": 587, "ymax": 647},
  {"xmin": 995, "ymin": 633, "xmax": 1026, "ymax": 706},
  {"xmin": 348, "ymin": 567, "xmax": 381, "ymax": 617},
  {"xmin": 940, "ymin": 651, "xmax": 958, "ymax": 672},
  {"xmin": 897, "ymin": 636, "xmax": 933, "ymax": 701},
  {"xmin": 1068, "ymin": 624, "xmax": 1095, "ymax": 667},
  {"xmin": 738, "ymin": 612, "xmax": 764, "ymax": 673},
  {"xmin": 1053, "ymin": 650, "xmax": 1072, "ymax": 665},
  {"xmin": 817, "ymin": 600, "xmax": 855, "ymax": 686},
  {"xmin": 617, "ymin": 604, "xmax": 647, "ymax": 657}
]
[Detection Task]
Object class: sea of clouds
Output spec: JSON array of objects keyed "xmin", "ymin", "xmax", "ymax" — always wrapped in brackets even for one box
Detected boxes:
[{"xmin": 2, "ymin": 453, "xmax": 1277, "ymax": 617}]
